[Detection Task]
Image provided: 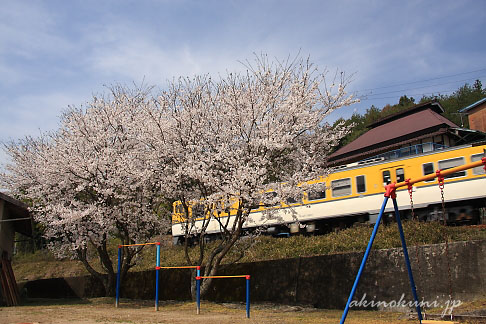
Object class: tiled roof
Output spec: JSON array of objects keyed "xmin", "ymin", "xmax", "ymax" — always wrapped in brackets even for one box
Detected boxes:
[
  {"xmin": 366, "ymin": 100, "xmax": 444, "ymax": 129},
  {"xmin": 329, "ymin": 102, "xmax": 458, "ymax": 163}
]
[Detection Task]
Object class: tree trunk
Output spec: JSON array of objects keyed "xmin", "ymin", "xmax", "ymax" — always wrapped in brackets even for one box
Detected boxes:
[
  {"xmin": 103, "ymin": 272, "xmax": 116, "ymax": 297},
  {"xmin": 76, "ymin": 246, "xmax": 116, "ymax": 297}
]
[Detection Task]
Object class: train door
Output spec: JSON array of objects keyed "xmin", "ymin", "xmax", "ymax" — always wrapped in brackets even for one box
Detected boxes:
[
  {"xmin": 380, "ymin": 165, "xmax": 406, "ymax": 187},
  {"xmin": 378, "ymin": 165, "xmax": 406, "ymax": 224}
]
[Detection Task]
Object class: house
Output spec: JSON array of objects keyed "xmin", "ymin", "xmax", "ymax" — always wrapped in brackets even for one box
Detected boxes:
[
  {"xmin": 0, "ymin": 192, "xmax": 31, "ymax": 258},
  {"xmin": 0, "ymin": 192, "xmax": 32, "ymax": 306},
  {"xmin": 459, "ymin": 98, "xmax": 486, "ymax": 133},
  {"xmin": 329, "ymin": 101, "xmax": 486, "ymax": 166}
]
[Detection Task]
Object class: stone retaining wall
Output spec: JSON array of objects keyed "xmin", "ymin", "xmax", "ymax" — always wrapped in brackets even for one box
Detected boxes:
[{"xmin": 21, "ymin": 240, "xmax": 486, "ymax": 308}]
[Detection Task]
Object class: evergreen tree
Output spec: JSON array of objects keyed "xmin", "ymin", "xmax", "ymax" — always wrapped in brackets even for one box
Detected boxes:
[{"xmin": 334, "ymin": 81, "xmax": 486, "ymax": 149}]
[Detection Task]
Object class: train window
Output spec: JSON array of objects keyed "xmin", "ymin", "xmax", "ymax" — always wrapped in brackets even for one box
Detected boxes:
[
  {"xmin": 264, "ymin": 191, "xmax": 279, "ymax": 207},
  {"xmin": 396, "ymin": 168, "xmax": 405, "ymax": 182},
  {"xmin": 212, "ymin": 201, "xmax": 226, "ymax": 214},
  {"xmin": 438, "ymin": 157, "xmax": 466, "ymax": 179},
  {"xmin": 286, "ymin": 196, "xmax": 299, "ymax": 204},
  {"xmin": 331, "ymin": 178, "xmax": 351, "ymax": 197},
  {"xmin": 175, "ymin": 204, "xmax": 184, "ymax": 214},
  {"xmin": 306, "ymin": 183, "xmax": 326, "ymax": 201},
  {"xmin": 356, "ymin": 175, "xmax": 366, "ymax": 193},
  {"xmin": 192, "ymin": 204, "xmax": 205, "ymax": 219},
  {"xmin": 471, "ymin": 154, "xmax": 485, "ymax": 175},
  {"xmin": 382, "ymin": 170, "xmax": 391, "ymax": 185},
  {"xmin": 423, "ymin": 162, "xmax": 435, "ymax": 182},
  {"xmin": 307, "ymin": 189, "xmax": 326, "ymax": 201}
]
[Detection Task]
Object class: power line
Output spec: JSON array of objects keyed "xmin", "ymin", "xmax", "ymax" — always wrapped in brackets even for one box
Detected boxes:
[
  {"xmin": 361, "ymin": 75, "xmax": 486, "ymax": 97},
  {"xmin": 356, "ymin": 68, "xmax": 486, "ymax": 93},
  {"xmin": 358, "ymin": 88, "xmax": 458, "ymax": 101}
]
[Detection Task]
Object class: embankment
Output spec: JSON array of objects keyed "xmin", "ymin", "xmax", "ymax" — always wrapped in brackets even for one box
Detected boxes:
[{"xmin": 20, "ymin": 240, "xmax": 486, "ymax": 308}]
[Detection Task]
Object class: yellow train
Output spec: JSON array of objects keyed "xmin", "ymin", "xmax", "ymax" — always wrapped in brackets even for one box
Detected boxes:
[{"xmin": 172, "ymin": 142, "xmax": 486, "ymax": 241}]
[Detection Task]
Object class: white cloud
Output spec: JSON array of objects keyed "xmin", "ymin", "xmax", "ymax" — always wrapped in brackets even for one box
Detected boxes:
[{"xmin": 80, "ymin": 20, "xmax": 258, "ymax": 85}]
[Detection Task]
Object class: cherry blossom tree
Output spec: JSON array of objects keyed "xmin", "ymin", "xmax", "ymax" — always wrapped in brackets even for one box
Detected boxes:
[
  {"xmin": 144, "ymin": 55, "xmax": 357, "ymax": 297},
  {"xmin": 2, "ymin": 55, "xmax": 356, "ymax": 299},
  {"xmin": 2, "ymin": 86, "xmax": 169, "ymax": 295}
]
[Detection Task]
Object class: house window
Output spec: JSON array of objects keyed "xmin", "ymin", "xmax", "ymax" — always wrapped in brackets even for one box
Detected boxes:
[
  {"xmin": 356, "ymin": 175, "xmax": 366, "ymax": 193},
  {"xmin": 332, "ymin": 178, "xmax": 351, "ymax": 197}
]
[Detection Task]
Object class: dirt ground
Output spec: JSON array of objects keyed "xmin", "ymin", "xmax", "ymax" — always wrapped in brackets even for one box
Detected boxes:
[
  {"xmin": 0, "ymin": 298, "xmax": 417, "ymax": 324},
  {"xmin": 2, "ymin": 298, "xmax": 485, "ymax": 324}
]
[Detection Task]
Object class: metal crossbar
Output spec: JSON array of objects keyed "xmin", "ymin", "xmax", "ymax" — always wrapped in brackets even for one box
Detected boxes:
[
  {"xmin": 196, "ymin": 274, "xmax": 250, "ymax": 318},
  {"xmin": 116, "ymin": 242, "xmax": 161, "ymax": 311},
  {"xmin": 197, "ymin": 275, "xmax": 249, "ymax": 279},
  {"xmin": 118, "ymin": 242, "xmax": 160, "ymax": 247},
  {"xmin": 394, "ymin": 158, "xmax": 485, "ymax": 188},
  {"xmin": 156, "ymin": 266, "xmax": 199, "ymax": 269}
]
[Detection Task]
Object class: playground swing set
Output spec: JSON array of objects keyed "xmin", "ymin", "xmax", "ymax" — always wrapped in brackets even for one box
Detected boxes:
[
  {"xmin": 114, "ymin": 154, "xmax": 485, "ymax": 323},
  {"xmin": 340, "ymin": 154, "xmax": 486, "ymax": 324}
]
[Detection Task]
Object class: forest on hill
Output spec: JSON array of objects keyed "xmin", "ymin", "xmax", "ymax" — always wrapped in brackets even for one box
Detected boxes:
[{"xmin": 333, "ymin": 80, "xmax": 486, "ymax": 148}]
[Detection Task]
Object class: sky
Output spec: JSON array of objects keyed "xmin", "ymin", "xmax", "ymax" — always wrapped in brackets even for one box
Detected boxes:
[{"xmin": 1, "ymin": 0, "xmax": 486, "ymax": 169}]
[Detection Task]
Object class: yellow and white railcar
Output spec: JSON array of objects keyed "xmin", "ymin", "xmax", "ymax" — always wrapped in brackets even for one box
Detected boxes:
[{"xmin": 172, "ymin": 143, "xmax": 486, "ymax": 240}]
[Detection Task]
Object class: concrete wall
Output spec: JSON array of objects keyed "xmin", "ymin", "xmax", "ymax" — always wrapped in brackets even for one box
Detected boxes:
[{"xmin": 21, "ymin": 240, "xmax": 486, "ymax": 308}]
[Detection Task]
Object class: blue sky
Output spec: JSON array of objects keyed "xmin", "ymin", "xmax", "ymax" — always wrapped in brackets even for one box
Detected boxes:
[{"xmin": 1, "ymin": 0, "xmax": 486, "ymax": 168}]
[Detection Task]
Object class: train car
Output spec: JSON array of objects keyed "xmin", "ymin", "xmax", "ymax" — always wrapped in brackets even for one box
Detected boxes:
[{"xmin": 172, "ymin": 142, "xmax": 486, "ymax": 241}]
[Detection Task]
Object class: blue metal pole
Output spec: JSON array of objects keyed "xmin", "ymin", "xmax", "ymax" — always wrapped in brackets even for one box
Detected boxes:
[
  {"xmin": 116, "ymin": 246, "xmax": 122, "ymax": 308},
  {"xmin": 155, "ymin": 243, "xmax": 161, "ymax": 311},
  {"xmin": 246, "ymin": 276, "xmax": 250, "ymax": 318},
  {"xmin": 340, "ymin": 196, "xmax": 389, "ymax": 324},
  {"xmin": 392, "ymin": 198, "xmax": 423, "ymax": 322},
  {"xmin": 196, "ymin": 269, "xmax": 201, "ymax": 315}
]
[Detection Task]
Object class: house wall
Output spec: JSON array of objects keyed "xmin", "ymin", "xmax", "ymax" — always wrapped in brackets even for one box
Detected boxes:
[
  {"xmin": 468, "ymin": 102, "xmax": 486, "ymax": 133},
  {"xmin": 0, "ymin": 200, "xmax": 15, "ymax": 259},
  {"xmin": 398, "ymin": 134, "xmax": 453, "ymax": 151}
]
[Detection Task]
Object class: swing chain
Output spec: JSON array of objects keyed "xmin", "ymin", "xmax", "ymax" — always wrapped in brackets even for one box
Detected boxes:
[
  {"xmin": 405, "ymin": 179, "xmax": 416, "ymax": 220},
  {"xmin": 436, "ymin": 170, "xmax": 446, "ymax": 224},
  {"xmin": 436, "ymin": 169, "xmax": 454, "ymax": 316},
  {"xmin": 406, "ymin": 179, "xmax": 426, "ymax": 316}
]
